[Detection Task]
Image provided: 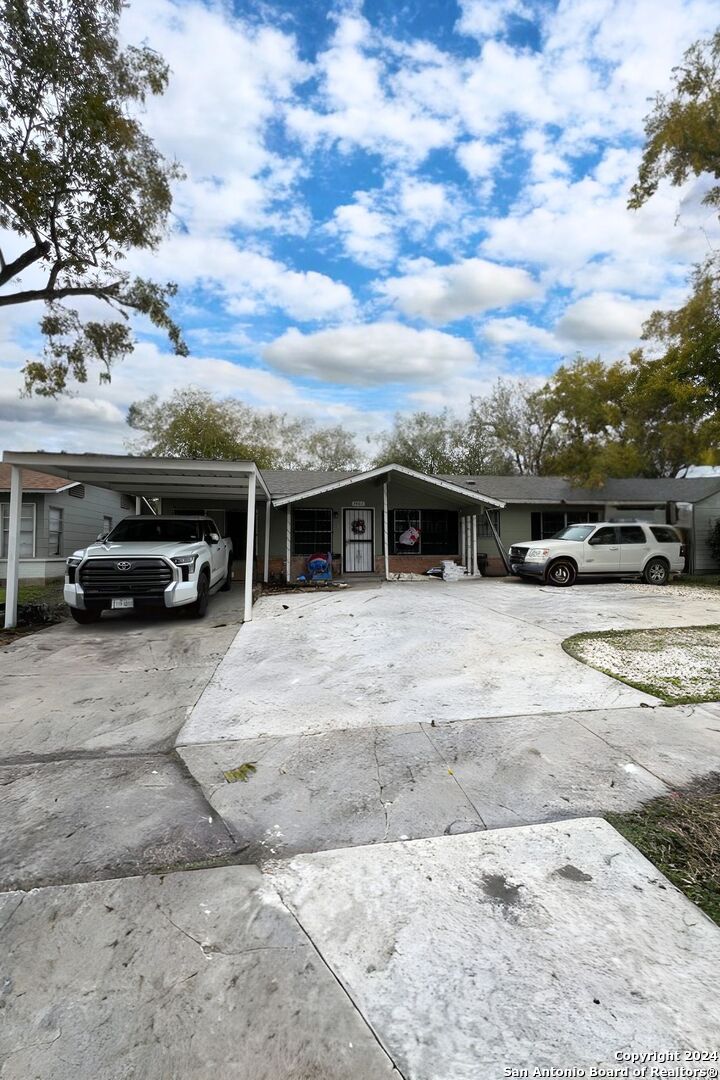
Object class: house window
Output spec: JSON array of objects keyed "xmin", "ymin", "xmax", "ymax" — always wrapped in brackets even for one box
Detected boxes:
[
  {"xmin": 0, "ymin": 503, "xmax": 36, "ymax": 557},
  {"xmin": 103, "ymin": 515, "xmax": 113, "ymax": 534},
  {"xmin": 477, "ymin": 510, "xmax": 501, "ymax": 538},
  {"xmin": 48, "ymin": 507, "xmax": 63, "ymax": 556},
  {"xmin": 392, "ymin": 510, "xmax": 458, "ymax": 555},
  {"xmin": 293, "ymin": 508, "xmax": 332, "ymax": 555},
  {"xmin": 531, "ymin": 510, "xmax": 600, "ymax": 540}
]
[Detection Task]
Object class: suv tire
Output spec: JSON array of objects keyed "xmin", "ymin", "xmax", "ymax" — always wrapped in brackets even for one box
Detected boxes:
[
  {"xmin": 220, "ymin": 556, "xmax": 233, "ymax": 591},
  {"xmin": 70, "ymin": 607, "xmax": 102, "ymax": 624},
  {"xmin": 189, "ymin": 570, "xmax": 210, "ymax": 617},
  {"xmin": 643, "ymin": 558, "xmax": 669, "ymax": 585},
  {"xmin": 546, "ymin": 558, "xmax": 577, "ymax": 587}
]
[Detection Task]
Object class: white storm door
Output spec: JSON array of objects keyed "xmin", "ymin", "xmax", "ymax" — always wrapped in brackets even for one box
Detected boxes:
[{"xmin": 344, "ymin": 508, "xmax": 374, "ymax": 572}]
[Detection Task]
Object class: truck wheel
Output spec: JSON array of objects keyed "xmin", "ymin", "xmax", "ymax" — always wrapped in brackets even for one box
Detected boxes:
[
  {"xmin": 220, "ymin": 556, "xmax": 233, "ymax": 591},
  {"xmin": 546, "ymin": 559, "xmax": 576, "ymax": 587},
  {"xmin": 70, "ymin": 607, "xmax": 102, "ymax": 624},
  {"xmin": 643, "ymin": 558, "xmax": 669, "ymax": 585},
  {"xmin": 189, "ymin": 571, "xmax": 210, "ymax": 617}
]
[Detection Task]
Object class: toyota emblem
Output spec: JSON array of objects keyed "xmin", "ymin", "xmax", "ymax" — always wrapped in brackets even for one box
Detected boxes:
[{"xmin": 116, "ymin": 561, "xmax": 133, "ymax": 571}]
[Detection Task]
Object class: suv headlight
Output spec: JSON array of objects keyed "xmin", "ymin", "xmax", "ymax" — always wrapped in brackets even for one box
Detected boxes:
[
  {"xmin": 526, "ymin": 547, "xmax": 550, "ymax": 561},
  {"xmin": 172, "ymin": 554, "xmax": 198, "ymax": 567}
]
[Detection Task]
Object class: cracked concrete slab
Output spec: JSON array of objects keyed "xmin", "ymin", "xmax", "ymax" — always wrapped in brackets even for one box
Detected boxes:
[
  {"xmin": 0, "ymin": 754, "xmax": 237, "ymax": 891},
  {"xmin": 270, "ymin": 818, "xmax": 720, "ymax": 1078},
  {"xmin": 0, "ymin": 592, "xmax": 244, "ymax": 759},
  {"xmin": 423, "ymin": 710, "xmax": 671, "ymax": 828},
  {"xmin": 178, "ymin": 725, "xmax": 483, "ymax": 860},
  {"xmin": 0, "ymin": 865, "xmax": 398, "ymax": 1080},
  {"xmin": 179, "ymin": 583, "xmax": 667, "ymax": 746}
]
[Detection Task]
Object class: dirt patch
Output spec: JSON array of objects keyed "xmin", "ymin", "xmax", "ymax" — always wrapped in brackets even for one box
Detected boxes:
[
  {"xmin": 607, "ymin": 774, "xmax": 720, "ymax": 926},
  {"xmin": 563, "ymin": 624, "xmax": 720, "ymax": 703}
]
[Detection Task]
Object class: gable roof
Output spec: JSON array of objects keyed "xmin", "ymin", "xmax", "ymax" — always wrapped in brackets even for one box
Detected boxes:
[
  {"xmin": 0, "ymin": 464, "xmax": 75, "ymax": 493},
  {"xmin": 266, "ymin": 464, "xmax": 506, "ymax": 508}
]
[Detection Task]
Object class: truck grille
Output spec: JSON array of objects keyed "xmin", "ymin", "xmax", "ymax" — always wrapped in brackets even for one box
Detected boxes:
[
  {"xmin": 79, "ymin": 558, "xmax": 173, "ymax": 599},
  {"xmin": 509, "ymin": 547, "xmax": 527, "ymax": 564}
]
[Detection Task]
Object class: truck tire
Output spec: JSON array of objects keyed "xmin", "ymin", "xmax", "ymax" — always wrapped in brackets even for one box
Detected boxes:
[
  {"xmin": 189, "ymin": 569, "xmax": 210, "ymax": 618},
  {"xmin": 70, "ymin": 606, "xmax": 102, "ymax": 624},
  {"xmin": 643, "ymin": 557, "xmax": 669, "ymax": 585},
  {"xmin": 220, "ymin": 555, "xmax": 233, "ymax": 591},
  {"xmin": 546, "ymin": 558, "xmax": 577, "ymax": 587}
]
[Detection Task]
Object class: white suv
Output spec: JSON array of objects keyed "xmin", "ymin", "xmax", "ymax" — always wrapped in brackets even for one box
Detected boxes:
[{"xmin": 508, "ymin": 522, "xmax": 685, "ymax": 587}]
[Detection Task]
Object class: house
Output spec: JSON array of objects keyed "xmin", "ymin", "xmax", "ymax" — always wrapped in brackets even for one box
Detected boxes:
[
  {"xmin": 2, "ymin": 451, "xmax": 719, "ymax": 628},
  {"xmin": 0, "ymin": 465, "xmax": 132, "ymax": 585}
]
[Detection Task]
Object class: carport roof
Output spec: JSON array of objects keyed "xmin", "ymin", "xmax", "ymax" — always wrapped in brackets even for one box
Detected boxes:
[{"xmin": 1, "ymin": 452, "xmax": 271, "ymax": 501}]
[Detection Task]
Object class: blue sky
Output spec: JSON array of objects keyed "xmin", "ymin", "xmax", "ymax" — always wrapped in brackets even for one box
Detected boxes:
[{"xmin": 1, "ymin": 0, "xmax": 719, "ymax": 454}]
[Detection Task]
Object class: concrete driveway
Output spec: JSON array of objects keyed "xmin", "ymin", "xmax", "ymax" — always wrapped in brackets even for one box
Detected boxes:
[
  {"xmin": 0, "ymin": 592, "xmax": 246, "ymax": 890},
  {"xmin": 177, "ymin": 579, "xmax": 720, "ymax": 859}
]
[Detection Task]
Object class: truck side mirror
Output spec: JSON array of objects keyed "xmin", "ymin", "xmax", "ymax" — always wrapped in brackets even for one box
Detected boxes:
[
  {"xmin": 96, "ymin": 533, "xmax": 108, "ymax": 542},
  {"xmin": 208, "ymin": 532, "xmax": 220, "ymax": 544}
]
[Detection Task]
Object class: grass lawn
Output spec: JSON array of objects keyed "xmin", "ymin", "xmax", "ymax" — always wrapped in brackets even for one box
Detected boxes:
[
  {"xmin": 676, "ymin": 574, "xmax": 720, "ymax": 590},
  {"xmin": 563, "ymin": 624, "xmax": 720, "ymax": 704},
  {"xmin": 0, "ymin": 580, "xmax": 66, "ymax": 606},
  {"xmin": 608, "ymin": 775, "xmax": 720, "ymax": 927}
]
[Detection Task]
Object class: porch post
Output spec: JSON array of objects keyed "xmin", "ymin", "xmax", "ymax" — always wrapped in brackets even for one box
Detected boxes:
[
  {"xmin": 383, "ymin": 477, "xmax": 390, "ymax": 581},
  {"xmin": 3, "ymin": 465, "xmax": 23, "ymax": 630},
  {"xmin": 285, "ymin": 506, "xmax": 291, "ymax": 583},
  {"xmin": 135, "ymin": 496, "xmax": 142, "ymax": 514},
  {"xmin": 459, "ymin": 514, "xmax": 466, "ymax": 568},
  {"xmin": 465, "ymin": 516, "xmax": 472, "ymax": 574},
  {"xmin": 243, "ymin": 471, "xmax": 256, "ymax": 622},
  {"xmin": 263, "ymin": 499, "xmax": 270, "ymax": 583},
  {"xmin": 471, "ymin": 514, "xmax": 478, "ymax": 577}
]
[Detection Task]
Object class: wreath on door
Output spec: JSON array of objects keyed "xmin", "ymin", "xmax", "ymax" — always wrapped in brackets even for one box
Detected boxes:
[{"xmin": 351, "ymin": 517, "xmax": 366, "ymax": 535}]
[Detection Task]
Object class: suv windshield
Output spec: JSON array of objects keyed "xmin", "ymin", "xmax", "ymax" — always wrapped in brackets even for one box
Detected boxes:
[
  {"xmin": 106, "ymin": 519, "xmax": 203, "ymax": 543},
  {"xmin": 552, "ymin": 525, "xmax": 596, "ymax": 541}
]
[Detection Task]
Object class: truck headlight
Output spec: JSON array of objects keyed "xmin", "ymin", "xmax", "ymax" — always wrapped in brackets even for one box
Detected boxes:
[
  {"xmin": 526, "ymin": 547, "xmax": 550, "ymax": 561},
  {"xmin": 66, "ymin": 556, "xmax": 83, "ymax": 568},
  {"xmin": 171, "ymin": 554, "xmax": 198, "ymax": 567}
]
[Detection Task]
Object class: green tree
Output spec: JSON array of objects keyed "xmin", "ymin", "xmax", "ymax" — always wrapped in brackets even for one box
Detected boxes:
[
  {"xmin": 0, "ymin": 0, "xmax": 186, "ymax": 395},
  {"xmin": 467, "ymin": 379, "xmax": 558, "ymax": 475},
  {"xmin": 629, "ymin": 29, "xmax": 720, "ymax": 214},
  {"xmin": 373, "ymin": 408, "xmax": 513, "ymax": 474},
  {"xmin": 127, "ymin": 387, "xmax": 363, "ymax": 470}
]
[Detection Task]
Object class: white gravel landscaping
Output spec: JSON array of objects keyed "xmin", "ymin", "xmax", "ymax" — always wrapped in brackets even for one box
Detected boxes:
[{"xmin": 569, "ymin": 626, "xmax": 720, "ymax": 702}]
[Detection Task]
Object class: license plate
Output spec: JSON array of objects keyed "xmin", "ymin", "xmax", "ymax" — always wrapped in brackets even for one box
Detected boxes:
[{"xmin": 111, "ymin": 598, "xmax": 134, "ymax": 609}]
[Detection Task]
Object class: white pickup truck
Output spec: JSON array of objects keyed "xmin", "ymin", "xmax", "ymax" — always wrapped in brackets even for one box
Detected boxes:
[{"xmin": 64, "ymin": 515, "xmax": 233, "ymax": 623}]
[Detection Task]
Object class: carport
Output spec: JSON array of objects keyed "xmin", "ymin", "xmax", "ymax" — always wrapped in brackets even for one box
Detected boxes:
[{"xmin": 1, "ymin": 452, "xmax": 271, "ymax": 629}]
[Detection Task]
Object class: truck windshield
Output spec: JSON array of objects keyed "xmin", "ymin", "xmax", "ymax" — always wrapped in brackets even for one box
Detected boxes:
[
  {"xmin": 552, "ymin": 525, "xmax": 596, "ymax": 541},
  {"xmin": 106, "ymin": 519, "xmax": 203, "ymax": 543}
]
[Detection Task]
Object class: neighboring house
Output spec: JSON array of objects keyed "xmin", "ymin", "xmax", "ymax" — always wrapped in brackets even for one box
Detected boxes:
[{"xmin": 0, "ymin": 465, "xmax": 131, "ymax": 584}]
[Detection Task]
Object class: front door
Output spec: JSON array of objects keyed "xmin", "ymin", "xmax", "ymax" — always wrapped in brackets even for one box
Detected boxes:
[{"xmin": 344, "ymin": 508, "xmax": 374, "ymax": 572}]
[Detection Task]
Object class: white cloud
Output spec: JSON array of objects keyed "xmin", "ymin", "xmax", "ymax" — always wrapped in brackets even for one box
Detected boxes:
[
  {"xmin": 555, "ymin": 292, "xmax": 655, "ymax": 346},
  {"xmin": 379, "ymin": 258, "xmax": 541, "ymax": 322},
  {"xmin": 328, "ymin": 197, "xmax": 397, "ymax": 268},
  {"xmin": 263, "ymin": 323, "xmax": 478, "ymax": 385},
  {"xmin": 456, "ymin": 140, "xmax": 503, "ymax": 180},
  {"xmin": 481, "ymin": 316, "xmax": 557, "ymax": 350},
  {"xmin": 456, "ymin": 0, "xmax": 533, "ymax": 39}
]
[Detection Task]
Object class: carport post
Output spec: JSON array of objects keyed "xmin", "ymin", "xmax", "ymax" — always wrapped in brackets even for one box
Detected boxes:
[
  {"xmin": 460, "ymin": 514, "xmax": 466, "ymax": 567},
  {"xmin": 244, "ymin": 471, "xmax": 256, "ymax": 622},
  {"xmin": 471, "ymin": 514, "xmax": 478, "ymax": 576},
  {"xmin": 263, "ymin": 499, "xmax": 270, "ymax": 583},
  {"xmin": 383, "ymin": 477, "xmax": 389, "ymax": 580},
  {"xmin": 285, "ymin": 507, "xmax": 291, "ymax": 582},
  {"xmin": 135, "ymin": 496, "xmax": 142, "ymax": 514},
  {"xmin": 3, "ymin": 466, "xmax": 23, "ymax": 630}
]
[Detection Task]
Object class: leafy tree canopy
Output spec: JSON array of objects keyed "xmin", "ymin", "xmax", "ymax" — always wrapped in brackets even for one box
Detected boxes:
[
  {"xmin": 127, "ymin": 387, "xmax": 363, "ymax": 471},
  {"xmin": 373, "ymin": 406, "xmax": 515, "ymax": 474},
  {"xmin": 629, "ymin": 29, "xmax": 720, "ymax": 213},
  {"xmin": 0, "ymin": 0, "xmax": 186, "ymax": 395}
]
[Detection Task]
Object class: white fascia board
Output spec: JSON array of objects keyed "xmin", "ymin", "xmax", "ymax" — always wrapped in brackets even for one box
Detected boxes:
[{"xmin": 272, "ymin": 463, "xmax": 506, "ymax": 509}]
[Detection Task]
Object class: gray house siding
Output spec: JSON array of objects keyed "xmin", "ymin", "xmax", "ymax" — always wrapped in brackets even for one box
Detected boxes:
[
  {"xmin": 0, "ymin": 483, "xmax": 128, "ymax": 582},
  {"xmin": 692, "ymin": 491, "xmax": 720, "ymax": 573}
]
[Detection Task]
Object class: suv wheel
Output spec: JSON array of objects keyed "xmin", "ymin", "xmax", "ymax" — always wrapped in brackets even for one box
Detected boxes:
[
  {"xmin": 190, "ymin": 571, "xmax": 210, "ymax": 617},
  {"xmin": 70, "ymin": 607, "xmax": 102, "ymax": 624},
  {"xmin": 643, "ymin": 558, "xmax": 669, "ymax": 586},
  {"xmin": 546, "ymin": 559, "xmax": 577, "ymax": 587}
]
